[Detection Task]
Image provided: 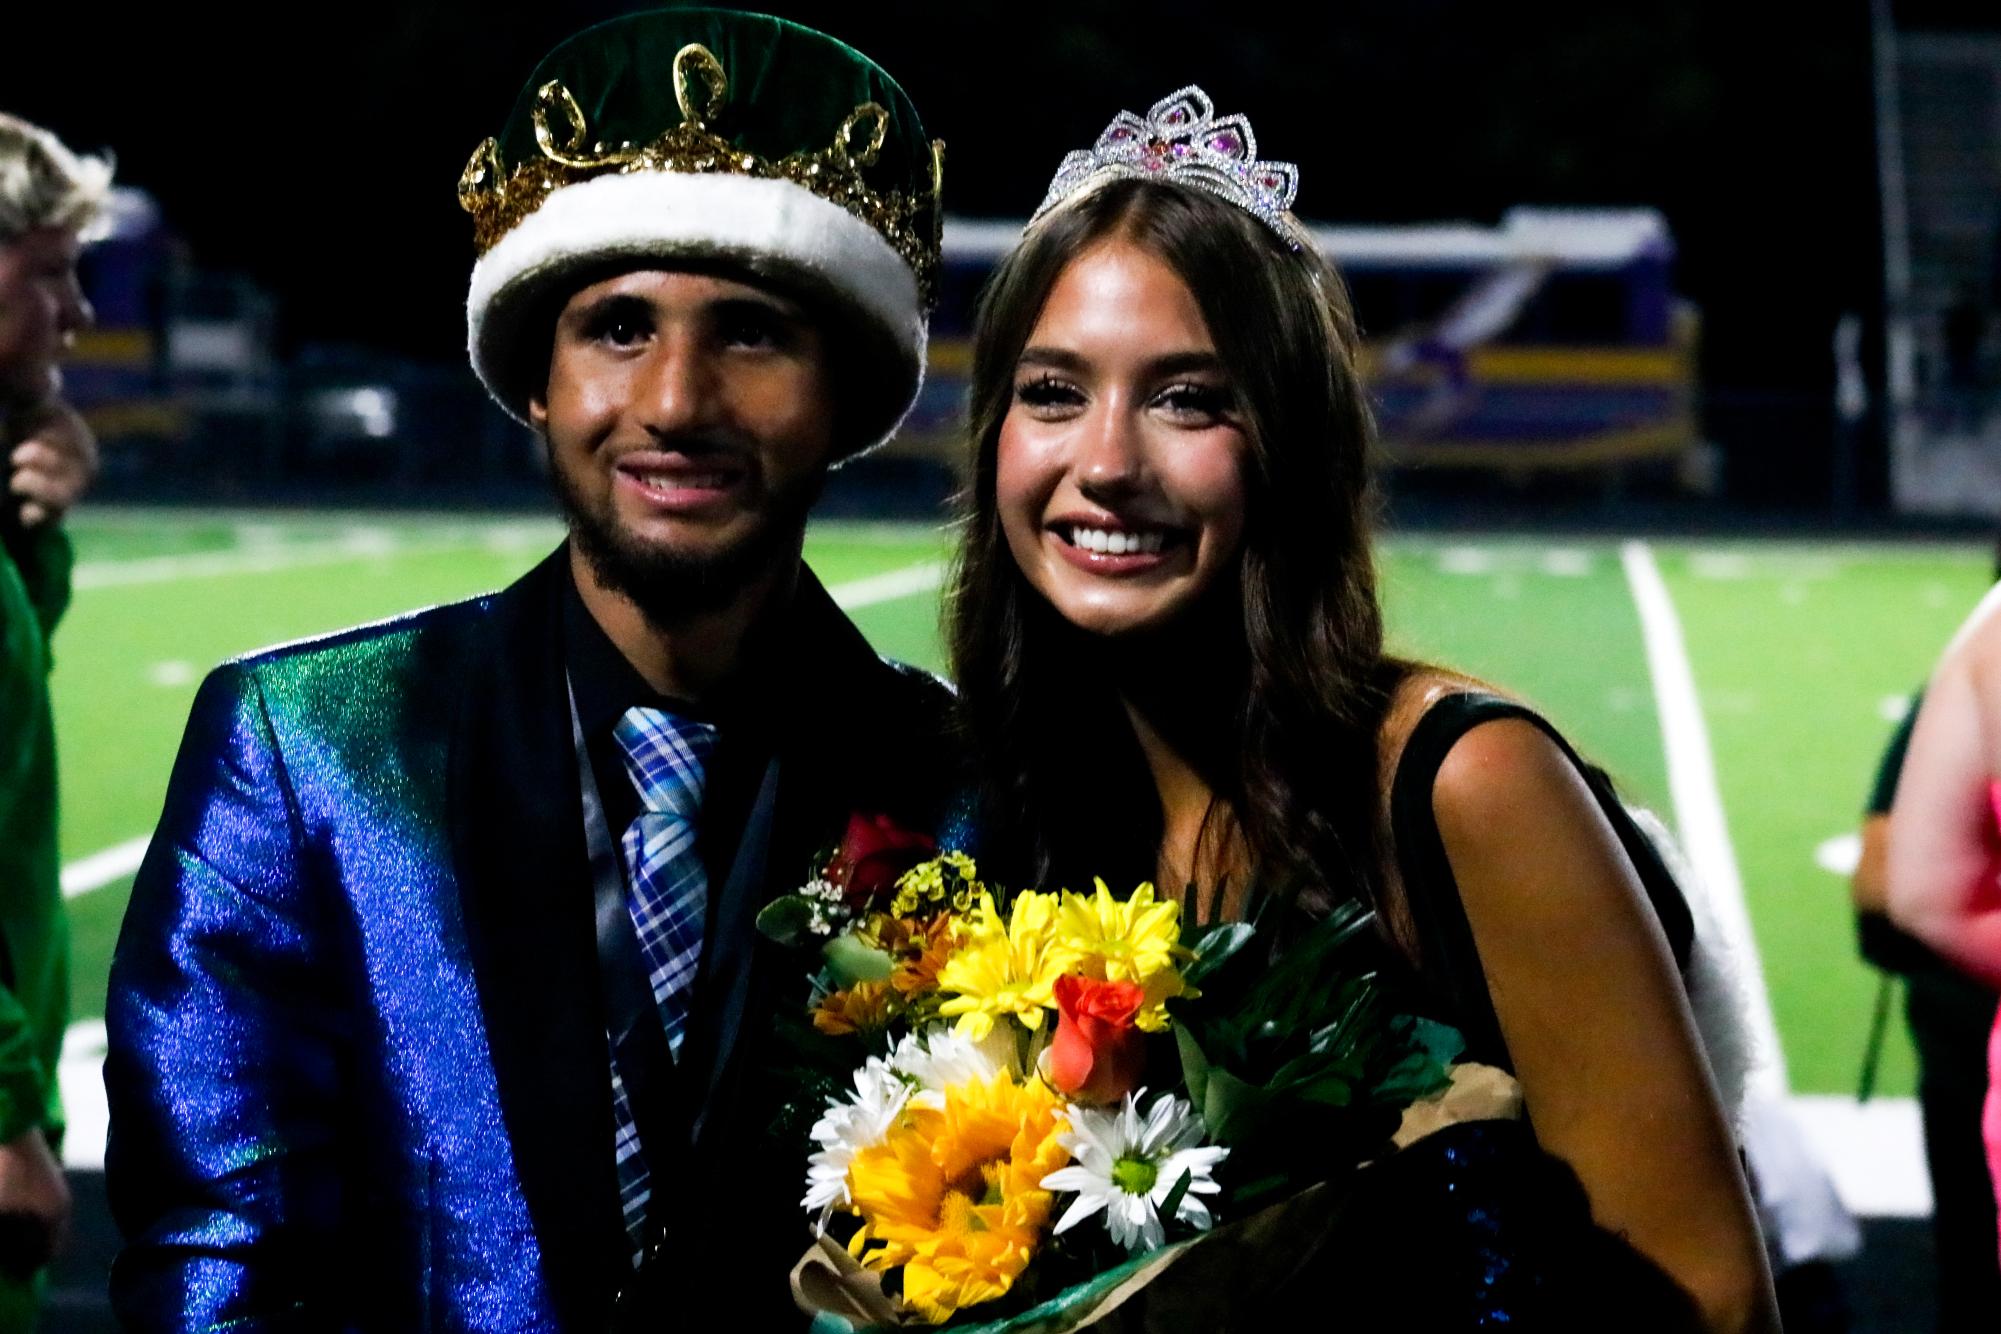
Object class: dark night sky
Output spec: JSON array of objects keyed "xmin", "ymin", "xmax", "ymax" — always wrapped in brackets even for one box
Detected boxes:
[{"xmin": 3, "ymin": 0, "xmax": 1955, "ymax": 420}]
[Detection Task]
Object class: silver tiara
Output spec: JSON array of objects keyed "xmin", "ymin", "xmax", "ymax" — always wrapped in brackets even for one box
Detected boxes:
[{"xmin": 1031, "ymin": 86, "xmax": 1302, "ymax": 247}]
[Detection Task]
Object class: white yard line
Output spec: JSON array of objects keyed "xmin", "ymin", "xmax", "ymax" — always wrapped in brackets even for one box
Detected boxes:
[
  {"xmin": 828, "ymin": 560, "xmax": 947, "ymax": 609},
  {"xmin": 58, "ymin": 1019, "xmax": 107, "ymax": 1170},
  {"xmin": 1619, "ymin": 540, "xmax": 1789, "ymax": 1098},
  {"xmin": 60, "ymin": 836, "xmax": 150, "ymax": 899},
  {"xmin": 1789, "ymin": 1094, "xmax": 1931, "ymax": 1217}
]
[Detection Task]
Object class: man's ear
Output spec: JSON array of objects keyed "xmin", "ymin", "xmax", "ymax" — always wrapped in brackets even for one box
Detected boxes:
[{"xmin": 526, "ymin": 395, "xmax": 549, "ymax": 431}]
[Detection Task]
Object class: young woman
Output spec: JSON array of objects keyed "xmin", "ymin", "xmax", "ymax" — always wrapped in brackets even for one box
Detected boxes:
[
  {"xmin": 1888, "ymin": 584, "xmax": 2001, "ymax": 1276},
  {"xmin": 947, "ymin": 91, "xmax": 1777, "ymax": 1331}
]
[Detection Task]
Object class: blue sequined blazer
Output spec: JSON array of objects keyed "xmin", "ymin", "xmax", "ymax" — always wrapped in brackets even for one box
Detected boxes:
[{"xmin": 104, "ymin": 550, "xmax": 964, "ymax": 1332}]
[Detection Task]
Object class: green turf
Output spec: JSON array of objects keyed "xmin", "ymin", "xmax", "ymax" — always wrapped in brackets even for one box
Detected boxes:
[
  {"xmin": 43, "ymin": 512, "xmax": 1991, "ymax": 1098},
  {"xmin": 1381, "ymin": 542, "xmax": 1669, "ymax": 813},
  {"xmin": 1661, "ymin": 542, "xmax": 1991, "ymax": 1097},
  {"xmin": 51, "ymin": 515, "xmax": 953, "ymax": 1021}
]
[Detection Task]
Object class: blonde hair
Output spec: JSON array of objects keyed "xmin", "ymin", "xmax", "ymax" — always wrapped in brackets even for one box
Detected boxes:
[{"xmin": 0, "ymin": 113, "xmax": 113, "ymax": 243}]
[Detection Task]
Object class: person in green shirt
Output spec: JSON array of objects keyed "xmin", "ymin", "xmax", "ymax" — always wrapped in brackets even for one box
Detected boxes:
[{"xmin": 0, "ymin": 110, "xmax": 107, "ymax": 1328}]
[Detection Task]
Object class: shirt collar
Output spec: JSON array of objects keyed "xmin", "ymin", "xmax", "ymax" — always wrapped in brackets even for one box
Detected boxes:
[
  {"xmin": 560, "ymin": 556, "xmax": 811, "ymax": 737},
  {"xmin": 561, "ymin": 567, "xmax": 681, "ymax": 737}
]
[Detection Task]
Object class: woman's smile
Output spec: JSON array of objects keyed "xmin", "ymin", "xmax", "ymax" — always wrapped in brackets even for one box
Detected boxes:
[
  {"xmin": 1045, "ymin": 509, "xmax": 1193, "ymax": 577},
  {"xmin": 996, "ymin": 238, "xmax": 1248, "ymax": 637}
]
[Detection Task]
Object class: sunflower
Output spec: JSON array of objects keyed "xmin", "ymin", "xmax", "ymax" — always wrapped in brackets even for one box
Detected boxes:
[
  {"xmin": 936, "ymin": 891, "xmax": 1071, "ymax": 1040},
  {"xmin": 802, "ymin": 1055, "xmax": 910, "ymax": 1214},
  {"xmin": 892, "ymin": 920, "xmax": 960, "ymax": 1000},
  {"xmin": 813, "ymin": 979, "xmax": 897, "ymax": 1036},
  {"xmin": 846, "ymin": 1071, "xmax": 1071, "ymax": 1323},
  {"xmin": 1055, "ymin": 880, "xmax": 1190, "ymax": 1032},
  {"xmin": 869, "ymin": 913, "xmax": 961, "ymax": 999}
]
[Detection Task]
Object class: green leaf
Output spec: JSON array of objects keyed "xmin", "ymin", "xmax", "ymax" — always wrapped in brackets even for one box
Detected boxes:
[
  {"xmin": 822, "ymin": 934, "xmax": 894, "ymax": 986},
  {"xmin": 1289, "ymin": 1074, "xmax": 1361, "ymax": 1107},
  {"xmin": 1156, "ymin": 1168, "xmax": 1194, "ymax": 1230},
  {"xmin": 1163, "ymin": 901, "xmax": 1481, "ymax": 1193},
  {"xmin": 1176, "ymin": 1024, "xmax": 1213, "ymax": 1110},
  {"xmin": 755, "ymin": 895, "xmax": 820, "ymax": 947},
  {"xmin": 1360, "ymin": 1016, "xmax": 1457, "ymax": 1100},
  {"xmin": 1410, "ymin": 1015, "xmax": 1468, "ymax": 1066},
  {"xmin": 1180, "ymin": 921, "xmax": 1259, "ymax": 989},
  {"xmin": 1201, "ymin": 1066, "xmax": 1279, "ymax": 1145}
]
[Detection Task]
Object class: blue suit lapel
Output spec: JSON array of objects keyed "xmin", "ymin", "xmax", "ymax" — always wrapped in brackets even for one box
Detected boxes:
[
  {"xmin": 448, "ymin": 549, "xmax": 630, "ymax": 1330},
  {"xmin": 677, "ymin": 571, "xmax": 875, "ymax": 1162},
  {"xmin": 677, "ymin": 753, "xmax": 781, "ymax": 1148}
]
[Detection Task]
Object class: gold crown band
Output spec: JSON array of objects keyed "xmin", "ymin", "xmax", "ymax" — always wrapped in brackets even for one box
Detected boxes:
[{"xmin": 458, "ymin": 43, "xmax": 943, "ymax": 307}]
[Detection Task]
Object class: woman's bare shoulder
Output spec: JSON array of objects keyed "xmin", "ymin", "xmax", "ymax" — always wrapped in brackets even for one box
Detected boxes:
[
  {"xmin": 1371, "ymin": 667, "xmax": 1525, "ymax": 956},
  {"xmin": 1377, "ymin": 670, "xmax": 1586, "ymax": 883},
  {"xmin": 1939, "ymin": 583, "xmax": 2001, "ymax": 681},
  {"xmin": 1374, "ymin": 667, "xmax": 1518, "ymax": 786}
]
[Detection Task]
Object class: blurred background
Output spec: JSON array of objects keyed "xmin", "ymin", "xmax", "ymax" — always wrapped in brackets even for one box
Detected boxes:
[
  {"xmin": 3, "ymin": 0, "xmax": 1948, "ymax": 517},
  {"xmin": 8, "ymin": 0, "xmax": 2001, "ymax": 1327}
]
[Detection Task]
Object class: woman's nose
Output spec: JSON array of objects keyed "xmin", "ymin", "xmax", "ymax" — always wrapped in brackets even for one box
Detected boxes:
[{"xmin": 1075, "ymin": 403, "xmax": 1144, "ymax": 493}]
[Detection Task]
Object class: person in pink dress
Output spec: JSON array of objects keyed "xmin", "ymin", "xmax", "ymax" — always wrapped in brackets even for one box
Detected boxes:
[{"xmin": 1888, "ymin": 583, "xmax": 2001, "ymax": 1260}]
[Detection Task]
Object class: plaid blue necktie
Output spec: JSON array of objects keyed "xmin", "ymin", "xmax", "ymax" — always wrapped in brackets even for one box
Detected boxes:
[{"xmin": 608, "ymin": 705, "xmax": 717, "ymax": 1257}]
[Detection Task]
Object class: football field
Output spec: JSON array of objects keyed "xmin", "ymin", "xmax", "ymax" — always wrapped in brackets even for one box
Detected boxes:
[{"xmin": 45, "ymin": 510, "xmax": 1991, "ymax": 1215}]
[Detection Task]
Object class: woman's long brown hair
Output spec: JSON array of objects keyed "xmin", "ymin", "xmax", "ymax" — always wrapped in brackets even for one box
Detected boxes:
[{"xmin": 948, "ymin": 178, "xmax": 1402, "ymax": 917}]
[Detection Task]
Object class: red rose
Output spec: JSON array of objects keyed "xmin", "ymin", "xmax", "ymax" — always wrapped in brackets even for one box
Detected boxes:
[
  {"xmin": 826, "ymin": 812, "xmax": 936, "ymax": 905},
  {"xmin": 1047, "ymin": 974, "xmax": 1148, "ymax": 1105}
]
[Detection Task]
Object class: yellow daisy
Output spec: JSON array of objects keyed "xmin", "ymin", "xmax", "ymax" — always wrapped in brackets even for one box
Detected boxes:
[
  {"xmin": 936, "ymin": 891, "xmax": 1070, "ymax": 1040},
  {"xmin": 1056, "ymin": 880, "xmax": 1190, "ymax": 1032}
]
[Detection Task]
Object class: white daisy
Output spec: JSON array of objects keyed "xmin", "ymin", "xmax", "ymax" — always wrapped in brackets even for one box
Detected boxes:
[
  {"xmin": 1040, "ymin": 1091, "xmax": 1228, "ymax": 1253},
  {"xmin": 801, "ymin": 1056, "xmax": 909, "ymax": 1216},
  {"xmin": 890, "ymin": 1024, "xmax": 1016, "ymax": 1107}
]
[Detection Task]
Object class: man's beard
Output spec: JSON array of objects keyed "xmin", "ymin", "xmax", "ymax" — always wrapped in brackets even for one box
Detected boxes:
[{"xmin": 554, "ymin": 447, "xmax": 824, "ymax": 630}]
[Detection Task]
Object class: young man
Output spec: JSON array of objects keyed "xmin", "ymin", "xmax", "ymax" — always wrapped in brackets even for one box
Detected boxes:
[
  {"xmin": 104, "ymin": 13, "xmax": 956, "ymax": 1329},
  {"xmin": 0, "ymin": 110, "xmax": 106, "ymax": 1331}
]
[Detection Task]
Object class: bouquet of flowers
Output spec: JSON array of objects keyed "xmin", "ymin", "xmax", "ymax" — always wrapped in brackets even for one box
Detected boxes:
[{"xmin": 756, "ymin": 815, "xmax": 1523, "ymax": 1331}]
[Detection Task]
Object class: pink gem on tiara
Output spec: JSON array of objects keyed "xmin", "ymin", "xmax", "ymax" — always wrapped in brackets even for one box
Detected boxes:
[{"xmin": 1031, "ymin": 85, "xmax": 1303, "ymax": 249}]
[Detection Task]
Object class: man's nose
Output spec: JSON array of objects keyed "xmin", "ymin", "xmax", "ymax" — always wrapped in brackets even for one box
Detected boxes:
[{"xmin": 636, "ymin": 329, "xmax": 719, "ymax": 437}]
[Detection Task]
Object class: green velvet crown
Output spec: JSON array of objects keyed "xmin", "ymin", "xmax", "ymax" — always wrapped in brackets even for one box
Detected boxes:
[{"xmin": 459, "ymin": 8, "xmax": 944, "ymax": 305}]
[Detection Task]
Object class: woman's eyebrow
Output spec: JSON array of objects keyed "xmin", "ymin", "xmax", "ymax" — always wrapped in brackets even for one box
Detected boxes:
[
  {"xmin": 1016, "ymin": 345, "xmax": 1087, "ymax": 373},
  {"xmin": 1014, "ymin": 347, "xmax": 1225, "ymax": 377},
  {"xmin": 1143, "ymin": 350, "xmax": 1226, "ymax": 378}
]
